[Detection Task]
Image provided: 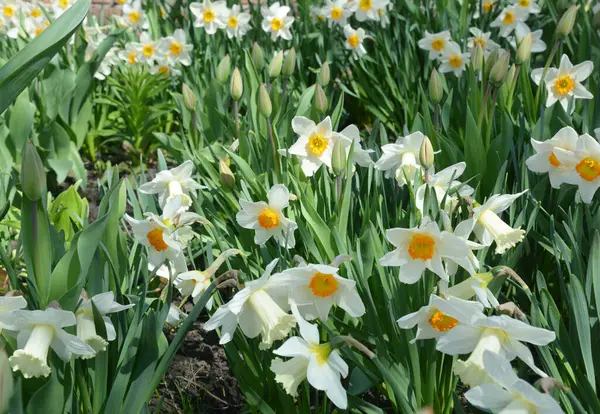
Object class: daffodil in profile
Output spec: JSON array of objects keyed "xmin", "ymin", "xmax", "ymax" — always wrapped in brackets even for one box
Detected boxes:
[
  {"xmin": 236, "ymin": 184, "xmax": 297, "ymax": 248},
  {"xmin": 465, "ymin": 352, "xmax": 563, "ymax": 414},
  {"xmin": 204, "ymin": 259, "xmax": 296, "ymax": 349},
  {"xmin": 336, "ymin": 124, "xmax": 374, "ymax": 168},
  {"xmin": 261, "ymin": 2, "xmax": 294, "ymax": 41},
  {"xmin": 375, "ymin": 131, "xmax": 424, "ymax": 185},
  {"xmin": 553, "ymin": 133, "xmax": 600, "ymax": 203},
  {"xmin": 508, "ymin": 22, "xmax": 546, "ymax": 54},
  {"xmin": 415, "ymin": 162, "xmax": 474, "ymax": 213},
  {"xmin": 526, "ymin": 126, "xmax": 579, "ymax": 188},
  {"xmin": 447, "ymin": 272, "xmax": 498, "ymax": 308},
  {"xmin": 379, "ymin": 217, "xmax": 473, "ymax": 284},
  {"xmin": 418, "ymin": 30, "xmax": 452, "ymax": 60},
  {"xmin": 0, "ymin": 295, "xmax": 27, "ymax": 331},
  {"xmin": 76, "ymin": 292, "xmax": 134, "ymax": 356},
  {"xmin": 175, "ymin": 249, "xmax": 242, "ymax": 309},
  {"xmin": 471, "ymin": 191, "xmax": 527, "ymax": 254},
  {"xmin": 531, "ymin": 54, "xmax": 594, "ymax": 112},
  {"xmin": 271, "ymin": 304, "xmax": 349, "ymax": 409},
  {"xmin": 9, "ymin": 308, "xmax": 94, "ymax": 378}
]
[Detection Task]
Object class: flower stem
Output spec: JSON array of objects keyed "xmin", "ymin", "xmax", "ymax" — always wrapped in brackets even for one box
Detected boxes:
[
  {"xmin": 233, "ymin": 101, "xmax": 239, "ymax": 140},
  {"xmin": 266, "ymin": 117, "xmax": 280, "ymax": 174},
  {"xmin": 534, "ymin": 39, "xmax": 561, "ymax": 110}
]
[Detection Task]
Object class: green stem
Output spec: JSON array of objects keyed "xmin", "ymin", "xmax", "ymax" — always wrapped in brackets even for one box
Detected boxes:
[
  {"xmin": 77, "ymin": 368, "xmax": 92, "ymax": 413},
  {"xmin": 266, "ymin": 117, "xmax": 280, "ymax": 174},
  {"xmin": 534, "ymin": 40, "xmax": 561, "ymax": 110}
]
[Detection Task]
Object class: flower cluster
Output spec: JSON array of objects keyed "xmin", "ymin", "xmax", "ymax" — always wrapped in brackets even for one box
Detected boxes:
[{"xmin": 0, "ymin": 0, "xmax": 58, "ymax": 39}]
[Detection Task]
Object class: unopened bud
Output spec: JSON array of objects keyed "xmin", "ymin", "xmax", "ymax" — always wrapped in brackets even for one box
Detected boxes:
[
  {"xmin": 252, "ymin": 43, "xmax": 264, "ymax": 71},
  {"xmin": 332, "ymin": 138, "xmax": 346, "ymax": 176},
  {"xmin": 428, "ymin": 68, "xmax": 443, "ymax": 104},
  {"xmin": 313, "ymin": 83, "xmax": 328, "ymax": 113},
  {"xmin": 0, "ymin": 348, "xmax": 12, "ymax": 414},
  {"xmin": 182, "ymin": 83, "xmax": 196, "ymax": 110},
  {"xmin": 258, "ymin": 83, "xmax": 272, "ymax": 118},
  {"xmin": 216, "ymin": 54, "xmax": 231, "ymax": 83},
  {"xmin": 268, "ymin": 51, "xmax": 284, "ymax": 79},
  {"xmin": 21, "ymin": 141, "xmax": 47, "ymax": 201},
  {"xmin": 516, "ymin": 32, "xmax": 533, "ymax": 64},
  {"xmin": 419, "ymin": 136, "xmax": 434, "ymax": 169},
  {"xmin": 282, "ymin": 47, "xmax": 296, "ymax": 77},
  {"xmin": 471, "ymin": 44, "xmax": 484, "ymax": 71},
  {"xmin": 230, "ymin": 67, "xmax": 243, "ymax": 101},
  {"xmin": 219, "ymin": 159, "xmax": 235, "ymax": 189},
  {"xmin": 556, "ymin": 5, "xmax": 578, "ymax": 38},
  {"xmin": 489, "ymin": 51, "xmax": 510, "ymax": 86},
  {"xmin": 320, "ymin": 61, "xmax": 330, "ymax": 86},
  {"xmin": 484, "ymin": 48, "xmax": 500, "ymax": 79}
]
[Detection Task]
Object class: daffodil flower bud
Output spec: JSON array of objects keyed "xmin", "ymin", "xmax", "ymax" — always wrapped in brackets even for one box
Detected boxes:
[
  {"xmin": 516, "ymin": 33, "xmax": 533, "ymax": 65},
  {"xmin": 258, "ymin": 84, "xmax": 272, "ymax": 118},
  {"xmin": 252, "ymin": 42, "xmax": 264, "ymax": 71},
  {"xmin": 230, "ymin": 68, "xmax": 243, "ymax": 101},
  {"xmin": 21, "ymin": 141, "xmax": 47, "ymax": 201},
  {"xmin": 182, "ymin": 83, "xmax": 196, "ymax": 111},
  {"xmin": 282, "ymin": 47, "xmax": 296, "ymax": 78},
  {"xmin": 320, "ymin": 61, "xmax": 330, "ymax": 87},
  {"xmin": 556, "ymin": 5, "xmax": 578, "ymax": 38},
  {"xmin": 484, "ymin": 48, "xmax": 499, "ymax": 79},
  {"xmin": 269, "ymin": 51, "xmax": 284, "ymax": 79},
  {"xmin": 219, "ymin": 159, "xmax": 235, "ymax": 189},
  {"xmin": 471, "ymin": 44, "xmax": 484, "ymax": 72},
  {"xmin": 428, "ymin": 68, "xmax": 443, "ymax": 105},
  {"xmin": 216, "ymin": 54, "xmax": 231, "ymax": 83},
  {"xmin": 419, "ymin": 136, "xmax": 434, "ymax": 169},
  {"xmin": 332, "ymin": 138, "xmax": 346, "ymax": 176},
  {"xmin": 489, "ymin": 51, "xmax": 510, "ymax": 86},
  {"xmin": 313, "ymin": 83, "xmax": 328, "ymax": 113}
]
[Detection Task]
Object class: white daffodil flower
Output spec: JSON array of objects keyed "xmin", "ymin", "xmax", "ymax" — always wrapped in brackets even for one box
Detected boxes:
[
  {"xmin": 353, "ymin": 0, "xmax": 388, "ymax": 22},
  {"xmin": 491, "ymin": 6, "xmax": 529, "ymax": 37},
  {"xmin": 166, "ymin": 304, "xmax": 183, "ymax": 326},
  {"xmin": 531, "ymin": 54, "xmax": 594, "ymax": 112},
  {"xmin": 379, "ymin": 217, "xmax": 473, "ymax": 283},
  {"xmin": 472, "ymin": 191, "xmax": 527, "ymax": 254},
  {"xmin": 175, "ymin": 249, "xmax": 242, "ymax": 309},
  {"xmin": 526, "ymin": 126, "xmax": 579, "ymax": 189},
  {"xmin": 439, "ymin": 41, "xmax": 470, "ymax": 78},
  {"xmin": 158, "ymin": 29, "xmax": 193, "ymax": 66},
  {"xmin": 0, "ymin": 2, "xmax": 19, "ymax": 38},
  {"xmin": 94, "ymin": 47, "xmax": 119, "ymax": 80},
  {"xmin": 76, "ymin": 292, "xmax": 134, "ymax": 356},
  {"xmin": 236, "ymin": 184, "xmax": 297, "ymax": 248},
  {"xmin": 343, "ymin": 25, "xmax": 367, "ymax": 60},
  {"xmin": 52, "ymin": 0, "xmax": 74, "ymax": 17},
  {"xmin": 435, "ymin": 311, "xmax": 555, "ymax": 387},
  {"xmin": 438, "ymin": 213, "xmax": 485, "ymax": 278},
  {"xmin": 0, "ymin": 296, "xmax": 27, "ymax": 331},
  {"xmin": 272, "ymin": 304, "xmax": 349, "ymax": 409},
  {"xmin": 120, "ymin": 1, "xmax": 147, "ymax": 29},
  {"xmin": 553, "ymin": 133, "xmax": 600, "ymax": 203},
  {"xmin": 190, "ymin": 0, "xmax": 227, "ymax": 35},
  {"xmin": 377, "ymin": 3, "xmax": 393, "ymax": 27},
  {"xmin": 133, "ymin": 32, "xmax": 159, "ymax": 66},
  {"xmin": 152, "ymin": 57, "xmax": 181, "ymax": 78},
  {"xmin": 474, "ymin": 0, "xmax": 496, "ymax": 19},
  {"xmin": 415, "ymin": 162, "xmax": 474, "ymax": 213},
  {"xmin": 267, "ymin": 258, "xmax": 365, "ymax": 322},
  {"xmin": 467, "ymin": 28, "xmax": 500, "ymax": 56},
  {"xmin": 447, "ymin": 272, "xmax": 498, "ymax": 308},
  {"xmin": 375, "ymin": 131, "xmax": 424, "ymax": 185},
  {"xmin": 9, "ymin": 308, "xmax": 94, "ymax": 378},
  {"xmin": 261, "ymin": 2, "xmax": 294, "ymax": 41},
  {"xmin": 465, "ymin": 351, "xmax": 563, "ymax": 414},
  {"xmin": 323, "ymin": 0, "xmax": 352, "ymax": 27},
  {"xmin": 287, "ymin": 116, "xmax": 339, "ymax": 177},
  {"xmin": 138, "ymin": 160, "xmax": 206, "ymax": 218},
  {"xmin": 204, "ymin": 259, "xmax": 296, "ymax": 349},
  {"xmin": 398, "ymin": 294, "xmax": 484, "ymax": 342},
  {"xmin": 118, "ymin": 43, "xmax": 140, "ymax": 65},
  {"xmin": 512, "ymin": 0, "xmax": 540, "ymax": 14},
  {"xmin": 337, "ymin": 124, "xmax": 375, "ymax": 168},
  {"xmin": 508, "ymin": 22, "xmax": 546, "ymax": 54},
  {"xmin": 223, "ymin": 5, "xmax": 251, "ymax": 39},
  {"xmin": 418, "ymin": 30, "xmax": 452, "ymax": 60}
]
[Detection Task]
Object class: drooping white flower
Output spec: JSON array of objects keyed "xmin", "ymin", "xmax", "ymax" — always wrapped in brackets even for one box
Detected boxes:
[
  {"xmin": 223, "ymin": 5, "xmax": 251, "ymax": 39},
  {"xmin": 531, "ymin": 54, "xmax": 594, "ymax": 112},
  {"xmin": 336, "ymin": 124, "xmax": 374, "ymax": 168},
  {"xmin": 472, "ymin": 191, "xmax": 527, "ymax": 254},
  {"xmin": 397, "ymin": 294, "xmax": 484, "ymax": 343},
  {"xmin": 9, "ymin": 308, "xmax": 94, "ymax": 378},
  {"xmin": 467, "ymin": 28, "xmax": 500, "ymax": 56},
  {"xmin": 287, "ymin": 116, "xmax": 340, "ymax": 177},
  {"xmin": 353, "ymin": 0, "xmax": 388, "ymax": 22},
  {"xmin": 377, "ymin": 3, "xmax": 393, "ymax": 28},
  {"xmin": 418, "ymin": 30, "xmax": 452, "ymax": 60},
  {"xmin": 190, "ymin": 0, "xmax": 227, "ymax": 35},
  {"xmin": 261, "ymin": 2, "xmax": 294, "ymax": 41},
  {"xmin": 272, "ymin": 304, "xmax": 349, "ymax": 409},
  {"xmin": 439, "ymin": 214, "xmax": 485, "ymax": 278},
  {"xmin": 553, "ymin": 133, "xmax": 600, "ymax": 203},
  {"xmin": 76, "ymin": 292, "xmax": 134, "ymax": 356},
  {"xmin": 508, "ymin": 22, "xmax": 546, "ymax": 54},
  {"xmin": 415, "ymin": 162, "xmax": 474, "ymax": 213},
  {"xmin": 267, "ymin": 257, "xmax": 365, "ymax": 322},
  {"xmin": 166, "ymin": 304, "xmax": 183, "ymax": 325},
  {"xmin": 343, "ymin": 25, "xmax": 367, "ymax": 60},
  {"xmin": 491, "ymin": 6, "xmax": 529, "ymax": 37},
  {"xmin": 447, "ymin": 272, "xmax": 498, "ymax": 308},
  {"xmin": 236, "ymin": 184, "xmax": 297, "ymax": 248},
  {"xmin": 158, "ymin": 29, "xmax": 193, "ymax": 66},
  {"xmin": 175, "ymin": 249, "xmax": 242, "ymax": 309},
  {"xmin": 438, "ymin": 41, "xmax": 470, "ymax": 78},
  {"xmin": 204, "ymin": 259, "xmax": 296, "ymax": 349},
  {"xmin": 379, "ymin": 217, "xmax": 473, "ymax": 284},
  {"xmin": 138, "ymin": 160, "xmax": 206, "ymax": 218},
  {"xmin": 526, "ymin": 126, "xmax": 579, "ymax": 188},
  {"xmin": 0, "ymin": 295, "xmax": 27, "ymax": 331},
  {"xmin": 375, "ymin": 131, "xmax": 424, "ymax": 185},
  {"xmin": 322, "ymin": 0, "xmax": 352, "ymax": 27},
  {"xmin": 465, "ymin": 352, "xmax": 564, "ymax": 413}
]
